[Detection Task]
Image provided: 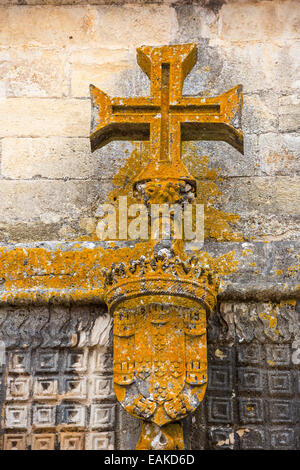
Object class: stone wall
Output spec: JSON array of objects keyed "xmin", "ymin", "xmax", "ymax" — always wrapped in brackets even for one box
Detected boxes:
[
  {"xmin": 0, "ymin": 0, "xmax": 299, "ymax": 450},
  {"xmin": 0, "ymin": 0, "xmax": 298, "ymax": 242},
  {"xmin": 0, "ymin": 300, "xmax": 299, "ymax": 449}
]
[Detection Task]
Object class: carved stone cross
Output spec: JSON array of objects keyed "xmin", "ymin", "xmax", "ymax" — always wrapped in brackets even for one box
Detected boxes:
[{"xmin": 90, "ymin": 43, "xmax": 243, "ymax": 189}]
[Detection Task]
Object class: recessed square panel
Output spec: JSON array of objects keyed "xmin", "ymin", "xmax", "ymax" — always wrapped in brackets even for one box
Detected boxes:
[
  {"xmin": 237, "ymin": 343, "xmax": 263, "ymax": 365},
  {"xmin": 86, "ymin": 432, "xmax": 115, "ymax": 450},
  {"xmin": 33, "ymin": 405, "xmax": 56, "ymax": 427},
  {"xmin": 90, "ymin": 404, "xmax": 115, "ymax": 430},
  {"xmin": 65, "ymin": 350, "xmax": 88, "ymax": 372},
  {"xmin": 91, "ymin": 349, "xmax": 113, "ymax": 373},
  {"xmin": 32, "ymin": 434, "xmax": 55, "ymax": 450},
  {"xmin": 5, "ymin": 405, "xmax": 29, "ymax": 428},
  {"xmin": 3, "ymin": 434, "xmax": 26, "ymax": 450},
  {"xmin": 238, "ymin": 427, "xmax": 265, "ymax": 449},
  {"xmin": 207, "ymin": 397, "xmax": 233, "ymax": 424},
  {"xmin": 238, "ymin": 368, "xmax": 263, "ymax": 392},
  {"xmin": 6, "ymin": 377, "xmax": 30, "ymax": 400},
  {"xmin": 268, "ymin": 371, "xmax": 292, "ymax": 395},
  {"xmin": 239, "ymin": 398, "xmax": 264, "ymax": 424},
  {"xmin": 270, "ymin": 429, "xmax": 295, "ymax": 449},
  {"xmin": 35, "ymin": 350, "xmax": 59, "ymax": 373},
  {"xmin": 208, "ymin": 346, "xmax": 233, "ymax": 364},
  {"xmin": 60, "ymin": 432, "xmax": 84, "ymax": 450},
  {"xmin": 208, "ymin": 427, "xmax": 235, "ymax": 449},
  {"xmin": 33, "ymin": 377, "xmax": 58, "ymax": 399}
]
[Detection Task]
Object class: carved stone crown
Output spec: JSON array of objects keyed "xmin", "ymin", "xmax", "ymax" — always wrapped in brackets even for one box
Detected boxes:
[{"xmin": 103, "ymin": 252, "xmax": 219, "ymax": 313}]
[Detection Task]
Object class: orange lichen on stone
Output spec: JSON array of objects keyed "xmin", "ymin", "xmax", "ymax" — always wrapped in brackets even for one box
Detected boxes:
[
  {"xmin": 94, "ymin": 141, "xmax": 243, "ymax": 244},
  {"xmin": 258, "ymin": 302, "xmax": 279, "ymax": 337},
  {"xmin": 241, "ymin": 249, "xmax": 254, "ymax": 256},
  {"xmin": 0, "ymin": 242, "xmax": 154, "ymax": 304}
]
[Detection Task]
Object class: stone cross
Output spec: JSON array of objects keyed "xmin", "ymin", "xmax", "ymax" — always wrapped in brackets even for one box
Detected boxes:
[{"xmin": 90, "ymin": 43, "xmax": 243, "ymax": 187}]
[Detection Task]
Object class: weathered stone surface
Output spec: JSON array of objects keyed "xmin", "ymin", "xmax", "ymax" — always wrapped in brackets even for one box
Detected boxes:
[
  {"xmin": 174, "ymin": 5, "xmax": 218, "ymax": 43},
  {"xmin": 183, "ymin": 134, "xmax": 259, "ymax": 178},
  {"xmin": 0, "ymin": 240, "xmax": 298, "ymax": 304},
  {"xmin": 278, "ymin": 41, "xmax": 300, "ymax": 93},
  {"xmin": 203, "ymin": 240, "xmax": 300, "ymax": 301},
  {"xmin": 243, "ymin": 93, "xmax": 278, "ymax": 135},
  {"xmin": 0, "ymin": 0, "xmax": 299, "ymax": 451},
  {"xmin": 259, "ymin": 133, "xmax": 300, "ymax": 176},
  {"xmin": 215, "ymin": 43, "xmax": 281, "ymax": 94},
  {"xmin": 219, "ymin": 1, "xmax": 300, "ymax": 42},
  {"xmin": 0, "ymin": 180, "xmax": 110, "ymax": 222},
  {"xmin": 0, "ymin": 305, "xmax": 109, "ymax": 349},
  {"xmin": 1, "ymin": 137, "xmax": 134, "ymax": 180},
  {"xmin": 0, "ymin": 5, "xmax": 177, "ymax": 48},
  {"xmin": 71, "ymin": 48, "xmax": 135, "ymax": 98},
  {"xmin": 0, "ymin": 98, "xmax": 90, "ymax": 137},
  {"xmin": 213, "ymin": 176, "xmax": 300, "ymax": 240},
  {"xmin": 279, "ymin": 94, "xmax": 300, "ymax": 133},
  {"xmin": 0, "ymin": 48, "xmax": 69, "ymax": 98}
]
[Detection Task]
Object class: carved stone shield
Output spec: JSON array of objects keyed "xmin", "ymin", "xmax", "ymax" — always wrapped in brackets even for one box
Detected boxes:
[{"xmin": 113, "ymin": 296, "xmax": 208, "ymax": 426}]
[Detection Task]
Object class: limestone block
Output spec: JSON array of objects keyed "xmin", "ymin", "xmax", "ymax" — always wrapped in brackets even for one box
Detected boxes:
[
  {"xmin": 217, "ymin": 176, "xmax": 299, "ymax": 216},
  {"xmin": 243, "ymin": 93, "xmax": 278, "ymax": 135},
  {"xmin": 2, "ymin": 137, "xmax": 93, "ymax": 179},
  {"xmin": 279, "ymin": 95, "xmax": 300, "ymax": 133},
  {"xmin": 0, "ymin": 5, "xmax": 176, "ymax": 48},
  {"xmin": 182, "ymin": 134, "xmax": 259, "ymax": 178},
  {"xmin": 259, "ymin": 133, "xmax": 300, "ymax": 176},
  {"xmin": 0, "ymin": 180, "xmax": 107, "ymax": 223},
  {"xmin": 278, "ymin": 41, "xmax": 300, "ymax": 92},
  {"xmin": 219, "ymin": 1, "xmax": 300, "ymax": 42},
  {"xmin": 70, "ymin": 48, "xmax": 135, "ymax": 97},
  {"xmin": 216, "ymin": 43, "xmax": 281, "ymax": 94},
  {"xmin": 2, "ymin": 137, "xmax": 134, "ymax": 180},
  {"xmin": 174, "ymin": 5, "xmax": 218, "ymax": 43},
  {"xmin": 0, "ymin": 48, "xmax": 69, "ymax": 98},
  {"xmin": 0, "ymin": 98, "xmax": 90, "ymax": 137},
  {"xmin": 214, "ymin": 176, "xmax": 300, "ymax": 240}
]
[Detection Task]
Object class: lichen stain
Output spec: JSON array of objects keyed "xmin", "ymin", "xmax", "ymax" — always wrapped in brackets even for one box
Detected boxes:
[
  {"xmin": 264, "ymin": 149, "xmax": 298, "ymax": 171},
  {"xmin": 0, "ymin": 242, "xmax": 154, "ymax": 304},
  {"xmin": 258, "ymin": 307, "xmax": 279, "ymax": 337},
  {"xmin": 0, "ymin": 140, "xmax": 242, "ymax": 304},
  {"xmin": 93, "ymin": 141, "xmax": 243, "ymax": 244},
  {"xmin": 286, "ymin": 252, "xmax": 300, "ymax": 277},
  {"xmin": 182, "ymin": 143, "xmax": 243, "ymax": 242}
]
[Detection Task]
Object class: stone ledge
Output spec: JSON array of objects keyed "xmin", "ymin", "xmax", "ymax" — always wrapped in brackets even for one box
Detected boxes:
[{"xmin": 0, "ymin": 240, "xmax": 298, "ymax": 305}]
